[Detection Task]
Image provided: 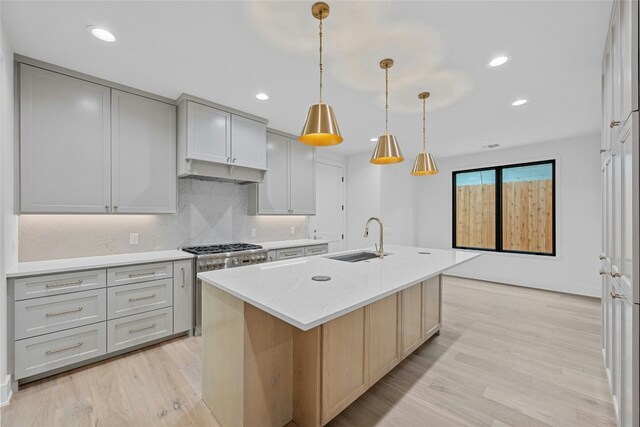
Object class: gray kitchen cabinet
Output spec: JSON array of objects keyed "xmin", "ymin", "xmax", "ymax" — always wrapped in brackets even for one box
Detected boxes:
[
  {"xmin": 173, "ymin": 260, "xmax": 194, "ymax": 334},
  {"xmin": 248, "ymin": 129, "xmax": 316, "ymax": 215},
  {"xmin": 111, "ymin": 90, "xmax": 176, "ymax": 213},
  {"xmin": 19, "ymin": 64, "xmax": 111, "ymax": 213},
  {"xmin": 231, "ymin": 114, "xmax": 267, "ymax": 170},
  {"xmin": 19, "ymin": 61, "xmax": 177, "ymax": 214},
  {"xmin": 185, "ymin": 100, "xmax": 231, "ymax": 164},
  {"xmin": 289, "ymin": 137, "xmax": 316, "ymax": 215},
  {"xmin": 176, "ymin": 95, "xmax": 268, "ymax": 182},
  {"xmin": 255, "ymin": 132, "xmax": 290, "ymax": 214}
]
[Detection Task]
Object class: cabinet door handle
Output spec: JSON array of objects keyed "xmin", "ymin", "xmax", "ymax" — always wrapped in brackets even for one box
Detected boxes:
[
  {"xmin": 129, "ymin": 324, "xmax": 156, "ymax": 334},
  {"xmin": 227, "ymin": 157, "xmax": 230, "ymax": 162},
  {"xmin": 599, "ymin": 255, "xmax": 607, "ymax": 260},
  {"xmin": 128, "ymin": 294, "xmax": 156, "ymax": 302},
  {"xmin": 181, "ymin": 267, "xmax": 186, "ymax": 288},
  {"xmin": 599, "ymin": 270, "xmax": 608, "ymax": 276},
  {"xmin": 46, "ymin": 307, "xmax": 84, "ymax": 317},
  {"xmin": 611, "ymin": 272, "xmax": 621, "ymax": 278},
  {"xmin": 46, "ymin": 342, "xmax": 83, "ymax": 355},
  {"xmin": 610, "ymin": 291, "xmax": 620, "ymax": 299},
  {"xmin": 46, "ymin": 279, "xmax": 83, "ymax": 289},
  {"xmin": 232, "ymin": 158, "xmax": 237, "ymax": 163},
  {"xmin": 105, "ymin": 205, "xmax": 110, "ymax": 210},
  {"xmin": 609, "ymin": 120, "xmax": 621, "ymax": 128}
]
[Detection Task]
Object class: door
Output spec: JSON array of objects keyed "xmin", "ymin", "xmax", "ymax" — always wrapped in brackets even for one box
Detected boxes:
[
  {"xmin": 19, "ymin": 64, "xmax": 111, "ymax": 213},
  {"xmin": 612, "ymin": 146, "xmax": 623, "ymax": 275},
  {"xmin": 257, "ymin": 132, "xmax": 289, "ymax": 214},
  {"xmin": 186, "ymin": 101, "xmax": 230, "ymax": 164},
  {"xmin": 617, "ymin": 0, "xmax": 638, "ymax": 125},
  {"xmin": 423, "ymin": 276, "xmax": 441, "ymax": 337},
  {"xmin": 619, "ymin": 114, "xmax": 638, "ymax": 302},
  {"xmin": 173, "ymin": 260, "xmax": 194, "ymax": 334},
  {"xmin": 401, "ymin": 283, "xmax": 423, "ymax": 356},
  {"xmin": 111, "ymin": 90, "xmax": 176, "ymax": 213},
  {"xmin": 230, "ymin": 115, "xmax": 266, "ymax": 170},
  {"xmin": 611, "ymin": 279, "xmax": 623, "ymax": 422},
  {"xmin": 368, "ymin": 294, "xmax": 400, "ymax": 383},
  {"xmin": 602, "ymin": 42, "xmax": 613, "ymax": 154},
  {"xmin": 310, "ymin": 160, "xmax": 346, "ymax": 252},
  {"xmin": 289, "ymin": 141, "xmax": 316, "ymax": 215},
  {"xmin": 619, "ymin": 291, "xmax": 638, "ymax": 427}
]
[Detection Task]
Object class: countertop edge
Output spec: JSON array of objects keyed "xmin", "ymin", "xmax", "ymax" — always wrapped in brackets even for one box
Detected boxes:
[
  {"xmin": 199, "ymin": 251, "xmax": 480, "ymax": 331},
  {"xmin": 259, "ymin": 239, "xmax": 328, "ymax": 251},
  {"xmin": 7, "ymin": 250, "xmax": 195, "ymax": 278}
]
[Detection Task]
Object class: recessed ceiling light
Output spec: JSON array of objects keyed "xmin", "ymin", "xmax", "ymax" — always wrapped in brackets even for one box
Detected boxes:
[
  {"xmin": 512, "ymin": 99, "xmax": 528, "ymax": 106},
  {"xmin": 255, "ymin": 93, "xmax": 269, "ymax": 101},
  {"xmin": 87, "ymin": 26, "xmax": 116, "ymax": 42},
  {"xmin": 370, "ymin": 137, "xmax": 378, "ymax": 142},
  {"xmin": 489, "ymin": 56, "xmax": 510, "ymax": 67}
]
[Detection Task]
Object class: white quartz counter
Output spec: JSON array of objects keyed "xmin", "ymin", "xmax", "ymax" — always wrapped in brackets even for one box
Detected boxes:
[
  {"xmin": 199, "ymin": 245, "xmax": 479, "ymax": 330},
  {"xmin": 6, "ymin": 250, "xmax": 194, "ymax": 278},
  {"xmin": 259, "ymin": 239, "xmax": 328, "ymax": 251}
]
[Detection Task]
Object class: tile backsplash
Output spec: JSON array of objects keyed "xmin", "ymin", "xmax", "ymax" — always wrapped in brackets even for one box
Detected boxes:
[{"xmin": 19, "ymin": 179, "xmax": 309, "ymax": 262}]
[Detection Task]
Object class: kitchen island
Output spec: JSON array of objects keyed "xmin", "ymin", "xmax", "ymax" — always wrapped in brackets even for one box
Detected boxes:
[{"xmin": 198, "ymin": 245, "xmax": 479, "ymax": 427}]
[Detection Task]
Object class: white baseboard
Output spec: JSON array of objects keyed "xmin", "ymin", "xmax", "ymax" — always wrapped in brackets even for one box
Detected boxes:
[{"xmin": 0, "ymin": 374, "xmax": 12, "ymax": 406}]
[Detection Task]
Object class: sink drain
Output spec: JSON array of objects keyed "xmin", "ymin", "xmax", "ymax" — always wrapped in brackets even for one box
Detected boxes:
[{"xmin": 311, "ymin": 275, "xmax": 331, "ymax": 282}]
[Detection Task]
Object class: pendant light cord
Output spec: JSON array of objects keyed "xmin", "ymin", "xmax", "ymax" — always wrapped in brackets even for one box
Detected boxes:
[
  {"xmin": 385, "ymin": 67, "xmax": 389, "ymax": 134},
  {"xmin": 422, "ymin": 97, "xmax": 426, "ymax": 152},
  {"xmin": 319, "ymin": 18, "xmax": 323, "ymax": 103}
]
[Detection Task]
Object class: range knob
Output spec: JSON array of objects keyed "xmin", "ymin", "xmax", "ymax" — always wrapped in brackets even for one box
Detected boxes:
[
  {"xmin": 232, "ymin": 258, "xmax": 240, "ymax": 266},
  {"xmin": 250, "ymin": 255, "xmax": 256, "ymax": 261}
]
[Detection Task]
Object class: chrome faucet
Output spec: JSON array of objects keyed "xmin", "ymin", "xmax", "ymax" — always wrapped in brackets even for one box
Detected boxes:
[{"xmin": 364, "ymin": 217, "xmax": 384, "ymax": 259}]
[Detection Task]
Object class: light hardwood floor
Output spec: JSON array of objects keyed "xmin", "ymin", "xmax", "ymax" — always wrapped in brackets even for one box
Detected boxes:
[{"xmin": 1, "ymin": 277, "xmax": 615, "ymax": 427}]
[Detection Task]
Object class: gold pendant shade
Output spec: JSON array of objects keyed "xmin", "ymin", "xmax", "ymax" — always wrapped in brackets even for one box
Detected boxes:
[
  {"xmin": 299, "ymin": 2, "xmax": 343, "ymax": 147},
  {"xmin": 371, "ymin": 58, "xmax": 404, "ymax": 164},
  {"xmin": 411, "ymin": 91, "xmax": 438, "ymax": 176},
  {"xmin": 299, "ymin": 103, "xmax": 343, "ymax": 146}
]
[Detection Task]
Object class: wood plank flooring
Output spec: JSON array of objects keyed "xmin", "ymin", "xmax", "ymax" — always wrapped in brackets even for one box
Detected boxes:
[{"xmin": 1, "ymin": 277, "xmax": 615, "ymax": 427}]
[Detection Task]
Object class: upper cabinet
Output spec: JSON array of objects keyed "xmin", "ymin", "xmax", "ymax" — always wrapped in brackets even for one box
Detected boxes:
[
  {"xmin": 20, "ymin": 64, "xmax": 111, "ymax": 213},
  {"xmin": 111, "ymin": 90, "xmax": 176, "ymax": 214},
  {"xmin": 19, "ymin": 63, "xmax": 177, "ymax": 214},
  {"xmin": 602, "ymin": 0, "xmax": 638, "ymax": 150},
  {"xmin": 177, "ymin": 95, "xmax": 267, "ymax": 182},
  {"xmin": 248, "ymin": 130, "xmax": 316, "ymax": 215}
]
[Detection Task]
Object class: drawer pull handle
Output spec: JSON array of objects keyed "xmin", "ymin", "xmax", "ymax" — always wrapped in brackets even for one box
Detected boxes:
[
  {"xmin": 128, "ymin": 294, "xmax": 156, "ymax": 302},
  {"xmin": 181, "ymin": 267, "xmax": 186, "ymax": 288},
  {"xmin": 46, "ymin": 342, "xmax": 83, "ymax": 355},
  {"xmin": 46, "ymin": 307, "xmax": 84, "ymax": 317},
  {"xmin": 128, "ymin": 272, "xmax": 155, "ymax": 278},
  {"xmin": 129, "ymin": 324, "xmax": 156, "ymax": 334},
  {"xmin": 46, "ymin": 279, "xmax": 83, "ymax": 288},
  {"xmin": 610, "ymin": 291, "xmax": 620, "ymax": 299}
]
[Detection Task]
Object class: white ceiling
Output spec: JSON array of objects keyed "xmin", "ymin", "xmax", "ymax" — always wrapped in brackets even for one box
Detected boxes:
[{"xmin": 2, "ymin": 0, "xmax": 611, "ymax": 158}]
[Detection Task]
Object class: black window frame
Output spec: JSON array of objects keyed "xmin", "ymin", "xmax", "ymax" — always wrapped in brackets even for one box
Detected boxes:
[{"xmin": 452, "ymin": 159, "xmax": 556, "ymax": 257}]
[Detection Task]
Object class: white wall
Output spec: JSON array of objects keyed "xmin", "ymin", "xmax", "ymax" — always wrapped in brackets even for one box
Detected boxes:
[
  {"xmin": 0, "ymin": 8, "xmax": 16, "ymax": 405},
  {"xmin": 346, "ymin": 152, "xmax": 380, "ymax": 250},
  {"xmin": 416, "ymin": 135, "xmax": 601, "ymax": 297},
  {"xmin": 380, "ymin": 160, "xmax": 419, "ymax": 247}
]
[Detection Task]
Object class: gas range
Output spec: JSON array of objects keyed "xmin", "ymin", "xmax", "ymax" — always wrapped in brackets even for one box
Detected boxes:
[{"xmin": 181, "ymin": 243, "xmax": 268, "ymax": 272}]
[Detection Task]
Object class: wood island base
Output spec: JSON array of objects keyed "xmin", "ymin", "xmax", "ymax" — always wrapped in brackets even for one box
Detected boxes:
[{"xmin": 202, "ymin": 275, "xmax": 442, "ymax": 427}]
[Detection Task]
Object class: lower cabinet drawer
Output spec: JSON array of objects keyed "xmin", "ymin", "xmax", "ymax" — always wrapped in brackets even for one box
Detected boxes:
[
  {"xmin": 304, "ymin": 245, "xmax": 328, "ymax": 256},
  {"xmin": 276, "ymin": 247, "xmax": 304, "ymax": 260},
  {"xmin": 15, "ymin": 289, "xmax": 107, "ymax": 340},
  {"xmin": 107, "ymin": 262, "xmax": 172, "ymax": 287},
  {"xmin": 13, "ymin": 269, "xmax": 106, "ymax": 301},
  {"xmin": 15, "ymin": 323, "xmax": 107, "ymax": 380},
  {"xmin": 107, "ymin": 307, "xmax": 173, "ymax": 353},
  {"xmin": 107, "ymin": 279, "xmax": 173, "ymax": 320}
]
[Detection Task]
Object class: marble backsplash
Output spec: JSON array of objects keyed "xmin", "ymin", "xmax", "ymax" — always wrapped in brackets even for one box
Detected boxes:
[{"xmin": 19, "ymin": 178, "xmax": 309, "ymax": 262}]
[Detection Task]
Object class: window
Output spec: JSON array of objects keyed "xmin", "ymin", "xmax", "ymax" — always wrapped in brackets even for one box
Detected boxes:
[{"xmin": 452, "ymin": 160, "xmax": 555, "ymax": 256}]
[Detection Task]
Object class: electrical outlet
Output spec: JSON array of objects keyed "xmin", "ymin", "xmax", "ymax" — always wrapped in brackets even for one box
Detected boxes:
[
  {"xmin": 129, "ymin": 233, "xmax": 139, "ymax": 245},
  {"xmin": 250, "ymin": 228, "xmax": 256, "ymax": 238},
  {"xmin": 290, "ymin": 226, "xmax": 296, "ymax": 235}
]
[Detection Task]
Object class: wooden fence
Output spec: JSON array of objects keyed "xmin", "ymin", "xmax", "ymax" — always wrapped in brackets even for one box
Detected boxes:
[{"xmin": 455, "ymin": 180, "xmax": 553, "ymax": 253}]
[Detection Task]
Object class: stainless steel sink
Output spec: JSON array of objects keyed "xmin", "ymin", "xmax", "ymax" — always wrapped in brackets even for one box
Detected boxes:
[{"xmin": 328, "ymin": 251, "xmax": 386, "ymax": 263}]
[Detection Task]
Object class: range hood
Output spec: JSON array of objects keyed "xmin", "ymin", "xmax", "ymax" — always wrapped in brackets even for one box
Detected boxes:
[{"xmin": 178, "ymin": 159, "xmax": 266, "ymax": 184}]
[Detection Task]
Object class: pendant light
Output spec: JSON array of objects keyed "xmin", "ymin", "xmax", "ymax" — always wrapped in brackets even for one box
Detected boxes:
[
  {"xmin": 371, "ymin": 58, "xmax": 404, "ymax": 164},
  {"xmin": 411, "ymin": 92, "xmax": 439, "ymax": 175},
  {"xmin": 299, "ymin": 2, "xmax": 343, "ymax": 147}
]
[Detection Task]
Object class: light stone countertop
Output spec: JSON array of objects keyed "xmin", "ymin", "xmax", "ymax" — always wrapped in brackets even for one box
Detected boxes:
[
  {"xmin": 199, "ymin": 245, "xmax": 479, "ymax": 330},
  {"xmin": 259, "ymin": 239, "xmax": 328, "ymax": 251},
  {"xmin": 6, "ymin": 250, "xmax": 194, "ymax": 278}
]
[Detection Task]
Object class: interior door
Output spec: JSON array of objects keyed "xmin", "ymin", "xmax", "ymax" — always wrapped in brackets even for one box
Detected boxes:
[{"xmin": 310, "ymin": 160, "xmax": 346, "ymax": 252}]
